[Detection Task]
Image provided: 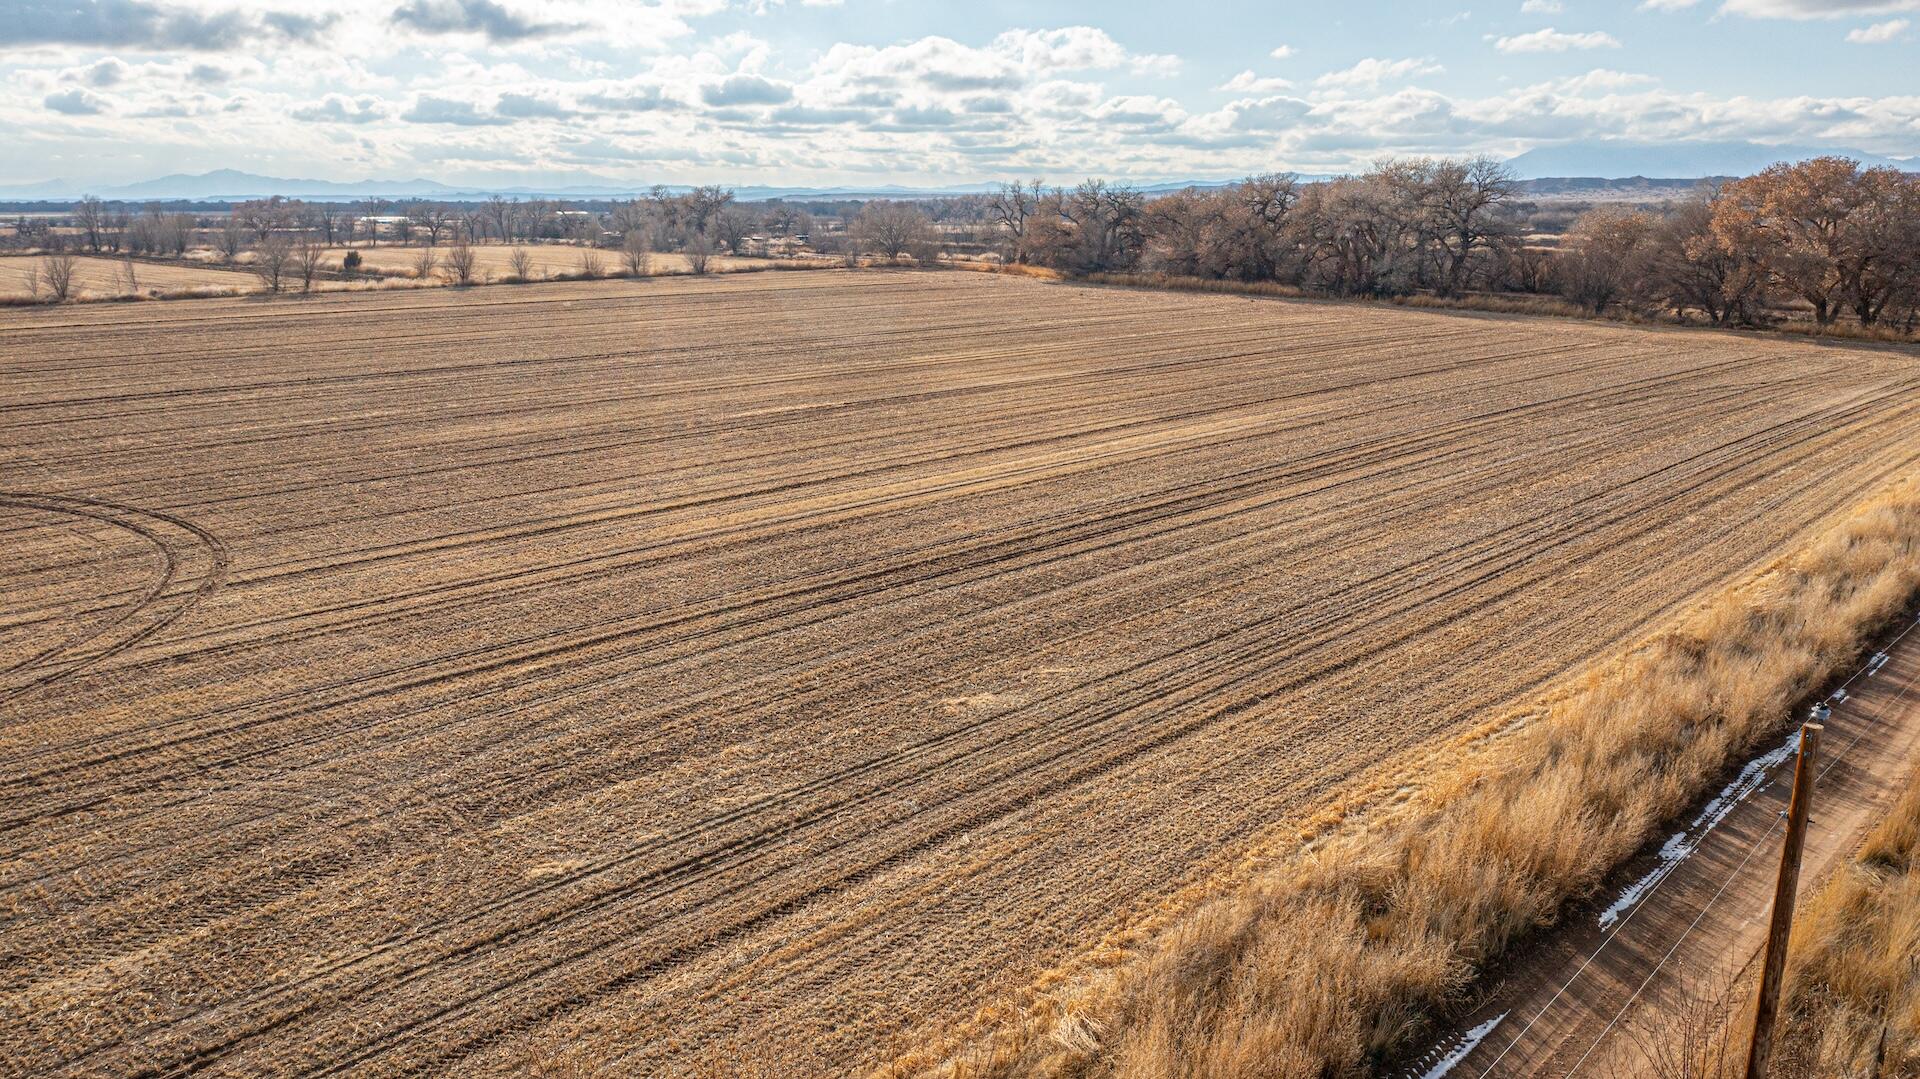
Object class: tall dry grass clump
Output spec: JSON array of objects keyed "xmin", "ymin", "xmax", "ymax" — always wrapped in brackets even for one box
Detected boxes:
[
  {"xmin": 1775, "ymin": 760, "xmax": 1920, "ymax": 1076},
  {"xmin": 900, "ymin": 480, "xmax": 1920, "ymax": 1079}
]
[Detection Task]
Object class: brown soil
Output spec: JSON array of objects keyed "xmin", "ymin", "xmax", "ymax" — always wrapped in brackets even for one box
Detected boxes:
[{"xmin": 3, "ymin": 271, "xmax": 1918, "ymax": 1077}]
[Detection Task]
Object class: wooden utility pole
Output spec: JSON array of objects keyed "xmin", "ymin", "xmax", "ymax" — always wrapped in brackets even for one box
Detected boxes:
[{"xmin": 1744, "ymin": 721, "xmax": 1822, "ymax": 1079}]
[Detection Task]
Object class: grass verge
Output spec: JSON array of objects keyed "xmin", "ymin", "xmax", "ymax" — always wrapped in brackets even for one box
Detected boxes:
[
  {"xmin": 889, "ymin": 478, "xmax": 1920, "ymax": 1079},
  {"xmin": 1772, "ymin": 759, "xmax": 1920, "ymax": 1076}
]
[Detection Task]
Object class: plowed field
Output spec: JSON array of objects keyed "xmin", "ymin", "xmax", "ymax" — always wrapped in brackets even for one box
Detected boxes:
[{"xmin": 3, "ymin": 270, "xmax": 1917, "ymax": 1077}]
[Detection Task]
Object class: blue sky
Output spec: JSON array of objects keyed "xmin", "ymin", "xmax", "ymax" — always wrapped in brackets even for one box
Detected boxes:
[{"xmin": 1, "ymin": 0, "xmax": 1915, "ymax": 186}]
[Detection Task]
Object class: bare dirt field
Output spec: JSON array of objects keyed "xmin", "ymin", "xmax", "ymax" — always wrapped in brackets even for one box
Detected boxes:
[
  {"xmin": 180, "ymin": 243, "xmax": 801, "ymax": 280},
  {"xmin": 3, "ymin": 270, "xmax": 1919, "ymax": 1077},
  {"xmin": 0, "ymin": 255, "xmax": 258, "ymax": 299}
]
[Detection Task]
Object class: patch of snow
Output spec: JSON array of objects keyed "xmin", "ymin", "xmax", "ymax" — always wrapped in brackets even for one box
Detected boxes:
[
  {"xmin": 1408, "ymin": 1011, "xmax": 1509, "ymax": 1079},
  {"xmin": 1597, "ymin": 730, "xmax": 1799, "ymax": 930}
]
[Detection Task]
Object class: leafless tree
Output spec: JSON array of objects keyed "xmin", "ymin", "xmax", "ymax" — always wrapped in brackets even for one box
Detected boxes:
[
  {"xmin": 236, "ymin": 196, "xmax": 294, "ymax": 241},
  {"xmin": 683, "ymin": 230, "xmax": 713, "ymax": 275},
  {"xmin": 713, "ymin": 206, "xmax": 754, "ymax": 256},
  {"xmin": 412, "ymin": 245, "xmax": 439, "ymax": 280},
  {"xmin": 407, "ymin": 201, "xmax": 452, "ymax": 246},
  {"xmin": 20, "ymin": 261, "xmax": 42, "ymax": 300},
  {"xmin": 1557, "ymin": 206, "xmax": 1656, "ymax": 313},
  {"xmin": 444, "ymin": 229, "xmax": 476, "ymax": 285},
  {"xmin": 43, "ymin": 248, "xmax": 78, "ymax": 301},
  {"xmin": 508, "ymin": 246, "xmax": 536, "ymax": 282},
  {"xmin": 987, "ymin": 180, "xmax": 1045, "ymax": 263},
  {"xmin": 483, "ymin": 195, "xmax": 514, "ymax": 243},
  {"xmin": 218, "ymin": 214, "xmax": 245, "ymax": 263},
  {"xmin": 293, "ymin": 237, "xmax": 326, "ymax": 292},
  {"xmin": 120, "ymin": 256, "xmax": 138, "ymax": 295},
  {"xmin": 359, "ymin": 197, "xmax": 385, "ymax": 246},
  {"xmin": 620, "ymin": 230, "xmax": 650, "ymax": 277},
  {"xmin": 851, "ymin": 201, "xmax": 935, "ymax": 261},
  {"xmin": 73, "ymin": 195, "xmax": 108, "ymax": 253},
  {"xmin": 249, "ymin": 233, "xmax": 294, "ymax": 292},
  {"xmin": 577, "ymin": 246, "xmax": 603, "ymax": 279}
]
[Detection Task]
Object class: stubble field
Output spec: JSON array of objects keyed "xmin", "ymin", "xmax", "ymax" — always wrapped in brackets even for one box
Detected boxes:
[
  {"xmin": 3, "ymin": 270, "xmax": 1919, "ymax": 1077},
  {"xmin": 0, "ymin": 255, "xmax": 258, "ymax": 300}
]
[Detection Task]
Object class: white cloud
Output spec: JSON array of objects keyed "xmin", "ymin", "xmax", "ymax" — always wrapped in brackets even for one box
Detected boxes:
[
  {"xmin": 1722, "ymin": 0, "xmax": 1920, "ymax": 16},
  {"xmin": 1269, "ymin": 44, "xmax": 1296, "ymax": 59},
  {"xmin": 1494, "ymin": 27, "xmax": 1622, "ymax": 50},
  {"xmin": 1217, "ymin": 70, "xmax": 1294, "ymax": 93},
  {"xmin": 1845, "ymin": 15, "xmax": 1911, "ymax": 35},
  {"xmin": 1520, "ymin": 0, "xmax": 1564, "ymax": 11},
  {"xmin": 1314, "ymin": 57, "xmax": 1444, "ymax": 90}
]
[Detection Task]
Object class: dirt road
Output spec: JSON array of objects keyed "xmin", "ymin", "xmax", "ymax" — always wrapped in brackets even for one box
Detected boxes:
[
  {"xmin": 1407, "ymin": 615, "xmax": 1920, "ymax": 1079},
  {"xmin": 5, "ymin": 271, "xmax": 1920, "ymax": 1076}
]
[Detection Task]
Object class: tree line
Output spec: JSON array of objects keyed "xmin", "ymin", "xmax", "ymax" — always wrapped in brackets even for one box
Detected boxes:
[{"xmin": 953, "ymin": 156, "xmax": 1920, "ymax": 334}]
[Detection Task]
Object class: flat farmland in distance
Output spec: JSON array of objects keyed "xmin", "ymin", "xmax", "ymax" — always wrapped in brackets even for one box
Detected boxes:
[
  {"xmin": 0, "ymin": 254, "xmax": 258, "ymax": 299},
  {"xmin": 180, "ymin": 243, "xmax": 801, "ymax": 279},
  {"xmin": 3, "ymin": 270, "xmax": 1919, "ymax": 1077}
]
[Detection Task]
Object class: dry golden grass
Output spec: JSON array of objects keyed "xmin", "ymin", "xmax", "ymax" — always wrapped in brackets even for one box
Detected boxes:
[
  {"xmin": 901, "ymin": 479, "xmax": 1920, "ymax": 1079},
  {"xmin": 1777, "ymin": 760, "xmax": 1920, "ymax": 1077}
]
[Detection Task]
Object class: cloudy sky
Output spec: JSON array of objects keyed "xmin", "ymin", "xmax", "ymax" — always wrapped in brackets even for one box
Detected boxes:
[{"xmin": 2, "ymin": 0, "xmax": 1917, "ymax": 187}]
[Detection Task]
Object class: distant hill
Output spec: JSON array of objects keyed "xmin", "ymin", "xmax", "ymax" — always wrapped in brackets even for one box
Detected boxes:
[
  {"xmin": 1508, "ymin": 141, "xmax": 1915, "ymax": 180},
  {"xmin": 4, "ymin": 144, "xmax": 1914, "ymax": 206}
]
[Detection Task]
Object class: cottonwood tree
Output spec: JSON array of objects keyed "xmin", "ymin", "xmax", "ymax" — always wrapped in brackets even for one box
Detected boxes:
[
  {"xmin": 249, "ymin": 233, "xmax": 294, "ymax": 292},
  {"xmin": 359, "ymin": 197, "xmax": 386, "ymax": 246},
  {"xmin": 1556, "ymin": 207, "xmax": 1656, "ymax": 313},
  {"xmin": 293, "ymin": 237, "xmax": 326, "ymax": 292},
  {"xmin": 218, "ymin": 214, "xmax": 245, "ymax": 262},
  {"xmin": 1644, "ymin": 194, "xmax": 1769, "ymax": 326},
  {"xmin": 407, "ymin": 202, "xmax": 453, "ymax": 246},
  {"xmin": 714, "ymin": 206, "xmax": 754, "ymax": 256},
  {"xmin": 852, "ymin": 201, "xmax": 936, "ymax": 261},
  {"xmin": 72, "ymin": 196, "xmax": 108, "ymax": 253},
  {"xmin": 483, "ymin": 195, "xmax": 514, "ymax": 243},
  {"xmin": 986, "ymin": 180, "xmax": 1046, "ymax": 263},
  {"xmin": 1422, "ymin": 156, "xmax": 1519, "ymax": 297}
]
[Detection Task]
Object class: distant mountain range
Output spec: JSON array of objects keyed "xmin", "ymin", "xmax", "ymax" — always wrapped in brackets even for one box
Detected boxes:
[
  {"xmin": 0, "ymin": 170, "xmax": 1250, "ymax": 202},
  {"xmin": 1, "ymin": 141, "xmax": 1911, "ymax": 203}
]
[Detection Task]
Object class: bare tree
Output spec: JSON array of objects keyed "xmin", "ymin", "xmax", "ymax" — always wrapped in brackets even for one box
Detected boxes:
[
  {"xmin": 987, "ymin": 180, "xmax": 1045, "ymax": 263},
  {"xmin": 407, "ymin": 201, "xmax": 452, "ymax": 246},
  {"xmin": 444, "ymin": 229, "xmax": 476, "ymax": 285},
  {"xmin": 73, "ymin": 195, "xmax": 108, "ymax": 253},
  {"xmin": 359, "ymin": 197, "xmax": 385, "ymax": 246},
  {"xmin": 578, "ymin": 246, "xmax": 604, "ymax": 279},
  {"xmin": 1557, "ymin": 206, "xmax": 1656, "ymax": 313},
  {"xmin": 683, "ymin": 230, "xmax": 712, "ymax": 275},
  {"xmin": 43, "ymin": 247, "xmax": 78, "ymax": 301},
  {"xmin": 483, "ymin": 195, "xmax": 514, "ymax": 243},
  {"xmin": 851, "ymin": 201, "xmax": 936, "ymax": 261},
  {"xmin": 713, "ymin": 206, "xmax": 754, "ymax": 256},
  {"xmin": 412, "ymin": 245, "xmax": 439, "ymax": 280},
  {"xmin": 620, "ymin": 230, "xmax": 650, "ymax": 277},
  {"xmin": 120, "ymin": 256, "xmax": 139, "ymax": 295},
  {"xmin": 249, "ymin": 233, "xmax": 294, "ymax": 292},
  {"xmin": 21, "ymin": 261, "xmax": 42, "ymax": 301},
  {"xmin": 293, "ymin": 237, "xmax": 326, "ymax": 292},
  {"xmin": 218, "ymin": 214, "xmax": 245, "ymax": 263},
  {"xmin": 508, "ymin": 246, "xmax": 536, "ymax": 282}
]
